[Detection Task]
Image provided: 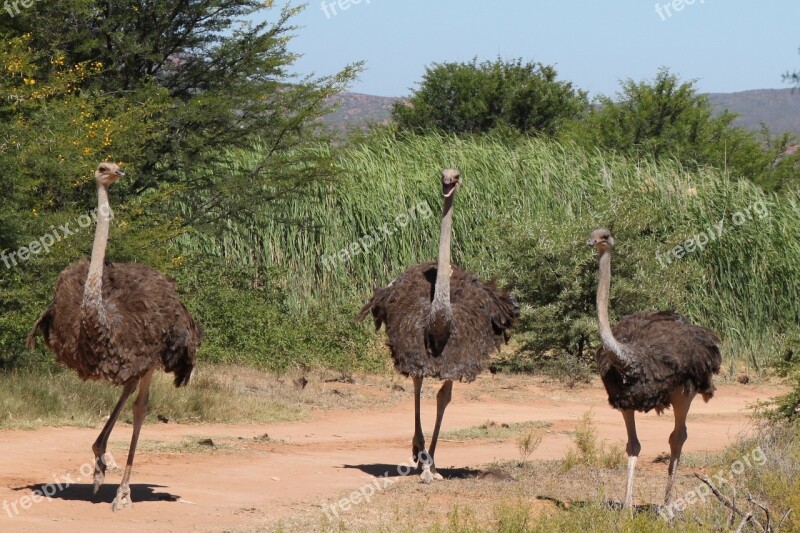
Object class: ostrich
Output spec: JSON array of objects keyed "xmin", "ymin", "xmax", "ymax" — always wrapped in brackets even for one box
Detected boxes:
[
  {"xmin": 27, "ymin": 162, "xmax": 201, "ymax": 511},
  {"xmin": 359, "ymin": 168, "xmax": 518, "ymax": 483},
  {"xmin": 587, "ymin": 228, "xmax": 721, "ymax": 508}
]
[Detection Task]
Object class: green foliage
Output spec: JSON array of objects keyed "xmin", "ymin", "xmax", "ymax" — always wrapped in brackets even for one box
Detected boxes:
[
  {"xmin": 0, "ymin": 2, "xmax": 359, "ymax": 214},
  {"xmin": 392, "ymin": 58, "xmax": 587, "ymax": 136},
  {"xmin": 714, "ymin": 422, "xmax": 800, "ymax": 531},
  {"xmin": 565, "ymin": 68, "xmax": 794, "ymax": 189},
  {"xmin": 178, "ymin": 133, "xmax": 800, "ymax": 372},
  {"xmin": 173, "ymin": 256, "xmax": 383, "ymax": 373},
  {"xmin": 562, "ymin": 412, "xmax": 626, "ymax": 470},
  {"xmin": 488, "ymin": 214, "xmax": 702, "ymax": 375},
  {"xmin": 769, "ymin": 374, "xmax": 800, "ymax": 421},
  {"xmin": 0, "ymin": 2, "xmax": 368, "ymax": 371}
]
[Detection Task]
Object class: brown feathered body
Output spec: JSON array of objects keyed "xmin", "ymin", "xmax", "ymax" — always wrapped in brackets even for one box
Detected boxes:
[
  {"xmin": 596, "ymin": 311, "xmax": 721, "ymax": 414},
  {"xmin": 359, "ymin": 262, "xmax": 519, "ymax": 382},
  {"xmin": 27, "ymin": 260, "xmax": 201, "ymax": 387}
]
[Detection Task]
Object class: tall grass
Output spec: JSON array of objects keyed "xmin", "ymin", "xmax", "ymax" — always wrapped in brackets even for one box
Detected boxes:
[{"xmin": 177, "ymin": 131, "xmax": 800, "ymax": 367}]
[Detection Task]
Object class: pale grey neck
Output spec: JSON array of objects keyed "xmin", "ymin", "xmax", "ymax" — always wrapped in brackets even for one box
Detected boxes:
[
  {"xmin": 597, "ymin": 250, "xmax": 632, "ymax": 368},
  {"xmin": 431, "ymin": 194, "xmax": 454, "ymax": 315},
  {"xmin": 83, "ymin": 184, "xmax": 112, "ymax": 306}
]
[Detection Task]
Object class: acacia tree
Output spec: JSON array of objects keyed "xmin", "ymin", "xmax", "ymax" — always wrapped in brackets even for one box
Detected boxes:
[
  {"xmin": 0, "ymin": 2, "xmax": 358, "ymax": 366},
  {"xmin": 392, "ymin": 58, "xmax": 587, "ymax": 136},
  {"xmin": 0, "ymin": 1, "xmax": 359, "ymax": 221}
]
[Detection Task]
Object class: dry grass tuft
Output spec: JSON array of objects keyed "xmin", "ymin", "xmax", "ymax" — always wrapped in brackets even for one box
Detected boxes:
[
  {"xmin": 0, "ymin": 365, "xmax": 402, "ymax": 429},
  {"xmin": 440, "ymin": 420, "xmax": 551, "ymax": 442},
  {"xmin": 562, "ymin": 412, "xmax": 626, "ymax": 471}
]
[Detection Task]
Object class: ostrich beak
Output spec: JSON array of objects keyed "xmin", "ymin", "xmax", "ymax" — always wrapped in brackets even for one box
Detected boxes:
[
  {"xmin": 115, "ymin": 170, "xmax": 125, "ymax": 177},
  {"xmin": 443, "ymin": 179, "xmax": 461, "ymax": 197}
]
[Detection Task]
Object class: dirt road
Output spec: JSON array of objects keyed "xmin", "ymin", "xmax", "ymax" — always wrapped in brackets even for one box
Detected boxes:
[{"xmin": 0, "ymin": 375, "xmax": 783, "ymax": 532}]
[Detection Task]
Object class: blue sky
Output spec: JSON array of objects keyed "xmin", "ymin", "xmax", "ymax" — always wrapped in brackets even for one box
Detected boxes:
[{"xmin": 255, "ymin": 1, "xmax": 800, "ymax": 98}]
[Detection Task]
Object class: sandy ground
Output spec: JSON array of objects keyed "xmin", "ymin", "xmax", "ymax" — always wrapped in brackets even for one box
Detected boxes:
[{"xmin": 0, "ymin": 374, "xmax": 785, "ymax": 532}]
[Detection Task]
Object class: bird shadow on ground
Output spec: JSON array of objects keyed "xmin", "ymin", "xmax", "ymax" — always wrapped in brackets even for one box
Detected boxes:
[
  {"xmin": 342, "ymin": 463, "xmax": 484, "ymax": 479},
  {"xmin": 13, "ymin": 483, "xmax": 180, "ymax": 504}
]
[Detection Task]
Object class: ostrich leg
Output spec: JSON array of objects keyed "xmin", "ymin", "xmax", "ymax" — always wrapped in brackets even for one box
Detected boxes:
[
  {"xmin": 411, "ymin": 376, "xmax": 425, "ymax": 465},
  {"xmin": 621, "ymin": 409, "xmax": 641, "ymax": 508},
  {"xmin": 664, "ymin": 390, "xmax": 695, "ymax": 505},
  {"xmin": 420, "ymin": 380, "xmax": 452, "ymax": 483},
  {"xmin": 112, "ymin": 368, "xmax": 155, "ymax": 511},
  {"xmin": 92, "ymin": 379, "xmax": 138, "ymax": 494}
]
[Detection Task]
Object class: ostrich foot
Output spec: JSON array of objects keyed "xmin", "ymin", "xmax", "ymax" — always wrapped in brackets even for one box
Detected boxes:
[
  {"xmin": 111, "ymin": 484, "xmax": 133, "ymax": 511},
  {"xmin": 92, "ymin": 450, "xmax": 117, "ymax": 494},
  {"xmin": 419, "ymin": 464, "xmax": 444, "ymax": 483},
  {"xmin": 93, "ymin": 469, "xmax": 105, "ymax": 494}
]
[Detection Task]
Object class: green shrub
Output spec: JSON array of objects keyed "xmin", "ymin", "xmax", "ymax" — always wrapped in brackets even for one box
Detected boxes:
[{"xmin": 562, "ymin": 412, "xmax": 626, "ymax": 470}]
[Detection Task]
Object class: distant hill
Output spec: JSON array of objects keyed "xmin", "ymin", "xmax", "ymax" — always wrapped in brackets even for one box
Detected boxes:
[
  {"xmin": 321, "ymin": 92, "xmax": 399, "ymax": 136},
  {"xmin": 709, "ymin": 89, "xmax": 800, "ymax": 136},
  {"xmin": 323, "ymin": 89, "xmax": 800, "ymax": 137}
]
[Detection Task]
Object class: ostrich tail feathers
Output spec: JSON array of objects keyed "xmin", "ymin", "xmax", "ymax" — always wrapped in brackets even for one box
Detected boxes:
[{"xmin": 27, "ymin": 306, "xmax": 54, "ymax": 350}]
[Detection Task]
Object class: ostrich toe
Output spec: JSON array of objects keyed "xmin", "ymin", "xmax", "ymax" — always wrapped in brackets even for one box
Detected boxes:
[
  {"xmin": 420, "ymin": 465, "xmax": 434, "ymax": 484},
  {"xmin": 419, "ymin": 464, "xmax": 444, "ymax": 483},
  {"xmin": 111, "ymin": 484, "xmax": 133, "ymax": 511}
]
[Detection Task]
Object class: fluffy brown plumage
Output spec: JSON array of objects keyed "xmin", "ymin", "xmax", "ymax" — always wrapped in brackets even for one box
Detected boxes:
[
  {"xmin": 359, "ymin": 261, "xmax": 518, "ymax": 381},
  {"xmin": 26, "ymin": 162, "xmax": 201, "ymax": 511},
  {"xmin": 358, "ymin": 168, "xmax": 518, "ymax": 483},
  {"xmin": 27, "ymin": 260, "xmax": 201, "ymax": 387},
  {"xmin": 588, "ymin": 227, "xmax": 722, "ymax": 508},
  {"xmin": 596, "ymin": 310, "xmax": 721, "ymax": 414}
]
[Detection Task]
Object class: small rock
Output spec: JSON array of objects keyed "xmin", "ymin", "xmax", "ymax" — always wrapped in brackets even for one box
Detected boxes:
[
  {"xmin": 737, "ymin": 375, "xmax": 751, "ymax": 385},
  {"xmin": 198, "ymin": 438, "xmax": 215, "ymax": 447}
]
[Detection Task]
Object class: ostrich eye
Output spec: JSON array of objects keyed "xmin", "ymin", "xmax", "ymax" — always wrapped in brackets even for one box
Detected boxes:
[{"xmin": 99, "ymin": 166, "xmax": 107, "ymax": 171}]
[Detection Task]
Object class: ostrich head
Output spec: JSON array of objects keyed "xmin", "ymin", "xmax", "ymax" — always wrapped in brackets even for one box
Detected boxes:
[
  {"xmin": 441, "ymin": 168, "xmax": 461, "ymax": 197},
  {"xmin": 94, "ymin": 162, "xmax": 125, "ymax": 187},
  {"xmin": 587, "ymin": 228, "xmax": 615, "ymax": 253}
]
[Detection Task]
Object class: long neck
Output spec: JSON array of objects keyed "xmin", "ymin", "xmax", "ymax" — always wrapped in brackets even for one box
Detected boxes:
[
  {"xmin": 82, "ymin": 184, "xmax": 112, "ymax": 320},
  {"xmin": 430, "ymin": 194, "xmax": 454, "ymax": 325},
  {"xmin": 596, "ymin": 249, "xmax": 633, "ymax": 369}
]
